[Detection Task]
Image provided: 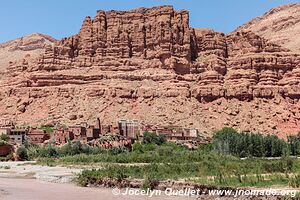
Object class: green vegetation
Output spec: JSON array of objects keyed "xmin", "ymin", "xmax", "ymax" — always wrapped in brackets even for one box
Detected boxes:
[
  {"xmin": 27, "ymin": 141, "xmax": 128, "ymax": 160},
  {"xmin": 288, "ymin": 134, "xmax": 300, "ymax": 156},
  {"xmin": 35, "ymin": 141, "xmax": 300, "ymax": 189},
  {"xmin": 0, "ymin": 134, "xmax": 10, "ymax": 142},
  {"xmin": 0, "ymin": 165, "xmax": 11, "ymax": 169},
  {"xmin": 0, "ymin": 154, "xmax": 13, "ymax": 162},
  {"xmin": 81, "ymin": 155, "xmax": 295, "ymax": 179},
  {"xmin": 0, "ymin": 135, "xmax": 13, "ymax": 161},
  {"xmin": 16, "ymin": 146, "xmax": 29, "ymax": 160},
  {"xmin": 25, "ymin": 128, "xmax": 300, "ymax": 189},
  {"xmin": 213, "ymin": 128, "xmax": 300, "ymax": 158},
  {"xmin": 289, "ymin": 174, "xmax": 300, "ymax": 188},
  {"xmin": 39, "ymin": 125, "xmax": 54, "ymax": 134},
  {"xmin": 77, "ymin": 155, "xmax": 300, "ymax": 188},
  {"xmin": 212, "ymin": 127, "xmax": 290, "ymax": 157},
  {"xmin": 37, "ymin": 142, "xmax": 206, "ymax": 164},
  {"xmin": 143, "ymin": 132, "xmax": 166, "ymax": 145}
]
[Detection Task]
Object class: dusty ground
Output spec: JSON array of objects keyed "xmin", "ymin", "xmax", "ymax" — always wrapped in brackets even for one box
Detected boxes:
[
  {"xmin": 0, "ymin": 162, "xmax": 193, "ymax": 200},
  {"xmin": 0, "ymin": 178, "xmax": 193, "ymax": 200},
  {"xmin": 0, "ymin": 161, "xmax": 80, "ymax": 183}
]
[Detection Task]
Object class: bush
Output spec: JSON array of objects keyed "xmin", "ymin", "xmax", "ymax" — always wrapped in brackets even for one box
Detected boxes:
[
  {"xmin": 38, "ymin": 145, "xmax": 58, "ymax": 158},
  {"xmin": 143, "ymin": 132, "xmax": 166, "ymax": 145},
  {"xmin": 16, "ymin": 146, "xmax": 29, "ymax": 160},
  {"xmin": 132, "ymin": 143, "xmax": 143, "ymax": 153},
  {"xmin": 58, "ymin": 141, "xmax": 82, "ymax": 156},
  {"xmin": 0, "ymin": 154, "xmax": 13, "ymax": 162},
  {"xmin": 142, "ymin": 176, "xmax": 159, "ymax": 190},
  {"xmin": 0, "ymin": 134, "xmax": 10, "ymax": 142},
  {"xmin": 289, "ymin": 175, "xmax": 300, "ymax": 188}
]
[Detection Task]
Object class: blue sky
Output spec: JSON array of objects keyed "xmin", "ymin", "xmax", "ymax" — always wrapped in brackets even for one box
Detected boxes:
[{"xmin": 0, "ymin": 0, "xmax": 298, "ymax": 43}]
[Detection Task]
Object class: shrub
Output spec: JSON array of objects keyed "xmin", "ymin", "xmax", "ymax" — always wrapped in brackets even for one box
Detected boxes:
[
  {"xmin": 289, "ymin": 175, "xmax": 300, "ymax": 188},
  {"xmin": 142, "ymin": 176, "xmax": 159, "ymax": 190},
  {"xmin": 132, "ymin": 142, "xmax": 143, "ymax": 153},
  {"xmin": 143, "ymin": 132, "xmax": 166, "ymax": 145},
  {"xmin": 38, "ymin": 145, "xmax": 58, "ymax": 158},
  {"xmin": 0, "ymin": 134, "xmax": 10, "ymax": 142},
  {"xmin": 16, "ymin": 146, "xmax": 29, "ymax": 160}
]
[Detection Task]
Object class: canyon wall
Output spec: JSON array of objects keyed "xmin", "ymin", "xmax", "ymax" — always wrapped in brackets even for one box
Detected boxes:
[{"xmin": 1, "ymin": 5, "xmax": 300, "ymax": 137}]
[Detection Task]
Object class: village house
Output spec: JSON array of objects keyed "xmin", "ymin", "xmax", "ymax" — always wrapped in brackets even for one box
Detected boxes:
[
  {"xmin": 183, "ymin": 128, "xmax": 198, "ymax": 140},
  {"xmin": 51, "ymin": 118, "xmax": 140, "ymax": 146},
  {"xmin": 86, "ymin": 117, "xmax": 102, "ymax": 140},
  {"xmin": 0, "ymin": 120, "xmax": 28, "ymax": 145},
  {"xmin": 0, "ymin": 127, "xmax": 11, "ymax": 136},
  {"xmin": 8, "ymin": 129, "xmax": 28, "ymax": 145},
  {"xmin": 52, "ymin": 118, "xmax": 104, "ymax": 145},
  {"xmin": 0, "ymin": 117, "xmax": 205, "ymax": 147},
  {"xmin": 27, "ymin": 128, "xmax": 50, "ymax": 144},
  {"xmin": 118, "ymin": 120, "xmax": 140, "ymax": 140},
  {"xmin": 101, "ymin": 124, "xmax": 119, "ymax": 134},
  {"xmin": 149, "ymin": 126, "xmax": 199, "ymax": 142},
  {"xmin": 0, "ymin": 120, "xmax": 15, "ymax": 136},
  {"xmin": 86, "ymin": 126, "xmax": 100, "ymax": 141},
  {"xmin": 52, "ymin": 128, "xmax": 74, "ymax": 145},
  {"xmin": 1, "ymin": 124, "xmax": 51, "ymax": 145},
  {"xmin": 68, "ymin": 126, "xmax": 87, "ymax": 141}
]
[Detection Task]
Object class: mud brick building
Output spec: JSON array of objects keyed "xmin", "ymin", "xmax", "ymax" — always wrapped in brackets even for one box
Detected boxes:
[
  {"xmin": 86, "ymin": 126, "xmax": 100, "ymax": 141},
  {"xmin": 8, "ymin": 129, "xmax": 27, "ymax": 145},
  {"xmin": 27, "ymin": 129, "xmax": 50, "ymax": 144},
  {"xmin": 0, "ymin": 144, "xmax": 13, "ymax": 157},
  {"xmin": 183, "ymin": 128, "xmax": 198, "ymax": 140},
  {"xmin": 0, "ymin": 121, "xmax": 15, "ymax": 136},
  {"xmin": 52, "ymin": 118, "xmax": 103, "ymax": 145},
  {"xmin": 0, "ymin": 125, "xmax": 27, "ymax": 145},
  {"xmin": 0, "ymin": 127, "xmax": 11, "ymax": 136},
  {"xmin": 150, "ymin": 126, "xmax": 199, "ymax": 141},
  {"xmin": 52, "ymin": 129, "xmax": 75, "ymax": 145},
  {"xmin": 118, "ymin": 120, "xmax": 140, "ymax": 140},
  {"xmin": 68, "ymin": 126, "xmax": 86, "ymax": 141}
]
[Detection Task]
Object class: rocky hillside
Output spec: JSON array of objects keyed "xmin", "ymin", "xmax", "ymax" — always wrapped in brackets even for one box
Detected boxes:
[
  {"xmin": 0, "ymin": 5, "xmax": 299, "ymax": 137},
  {"xmin": 236, "ymin": 3, "xmax": 300, "ymax": 53},
  {"xmin": 0, "ymin": 33, "xmax": 56, "ymax": 72}
]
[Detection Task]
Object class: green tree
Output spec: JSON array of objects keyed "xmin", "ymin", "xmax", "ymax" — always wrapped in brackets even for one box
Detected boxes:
[{"xmin": 212, "ymin": 127, "xmax": 289, "ymax": 158}]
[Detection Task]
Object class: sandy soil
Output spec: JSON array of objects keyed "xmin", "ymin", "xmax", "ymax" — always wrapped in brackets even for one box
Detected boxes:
[
  {"xmin": 0, "ymin": 161, "xmax": 80, "ymax": 183},
  {"xmin": 0, "ymin": 162, "xmax": 192, "ymax": 200},
  {"xmin": 0, "ymin": 178, "xmax": 192, "ymax": 200}
]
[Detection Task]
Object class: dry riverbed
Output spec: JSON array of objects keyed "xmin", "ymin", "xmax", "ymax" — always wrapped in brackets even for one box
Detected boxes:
[
  {"xmin": 0, "ymin": 161, "xmax": 192, "ymax": 200},
  {"xmin": 0, "ymin": 162, "xmax": 297, "ymax": 200},
  {"xmin": 0, "ymin": 178, "xmax": 194, "ymax": 200},
  {"xmin": 0, "ymin": 161, "xmax": 80, "ymax": 183}
]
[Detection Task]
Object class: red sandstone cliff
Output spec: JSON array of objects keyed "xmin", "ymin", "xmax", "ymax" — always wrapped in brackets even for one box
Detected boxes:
[
  {"xmin": 236, "ymin": 3, "xmax": 300, "ymax": 53},
  {"xmin": 0, "ymin": 5, "xmax": 300, "ymax": 137},
  {"xmin": 0, "ymin": 33, "xmax": 56, "ymax": 73}
]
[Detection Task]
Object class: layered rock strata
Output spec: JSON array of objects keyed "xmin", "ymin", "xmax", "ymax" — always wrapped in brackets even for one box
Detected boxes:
[{"xmin": 1, "ymin": 5, "xmax": 300, "ymax": 137}]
